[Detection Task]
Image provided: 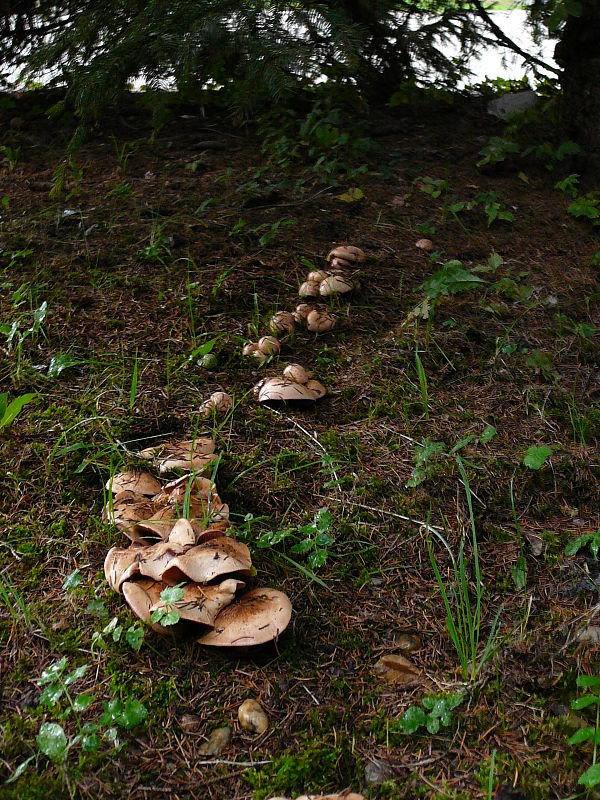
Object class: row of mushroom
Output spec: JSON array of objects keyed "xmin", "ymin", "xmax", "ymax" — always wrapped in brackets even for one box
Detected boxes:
[{"xmin": 103, "ymin": 438, "xmax": 292, "ymax": 647}]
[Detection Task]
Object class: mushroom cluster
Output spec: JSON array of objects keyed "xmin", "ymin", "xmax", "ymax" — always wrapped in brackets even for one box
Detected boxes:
[
  {"xmin": 298, "ymin": 245, "xmax": 365, "ymax": 299},
  {"xmin": 243, "ymin": 335, "xmax": 281, "ymax": 363},
  {"xmin": 253, "ymin": 363, "xmax": 326, "ymax": 404},
  {"xmin": 103, "ymin": 439, "xmax": 292, "ymax": 647}
]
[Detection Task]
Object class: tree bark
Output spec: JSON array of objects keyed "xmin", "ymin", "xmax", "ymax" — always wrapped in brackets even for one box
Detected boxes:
[{"xmin": 554, "ymin": 0, "xmax": 600, "ymax": 179}]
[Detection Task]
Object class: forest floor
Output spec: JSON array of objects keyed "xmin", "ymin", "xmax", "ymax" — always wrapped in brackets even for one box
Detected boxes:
[{"xmin": 0, "ymin": 86, "xmax": 599, "ymax": 800}]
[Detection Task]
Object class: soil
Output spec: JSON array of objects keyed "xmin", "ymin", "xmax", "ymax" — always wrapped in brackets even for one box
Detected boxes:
[{"xmin": 0, "ymin": 87, "xmax": 599, "ymax": 800}]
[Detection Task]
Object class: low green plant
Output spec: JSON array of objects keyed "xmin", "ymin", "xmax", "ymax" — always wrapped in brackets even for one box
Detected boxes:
[
  {"xmin": 477, "ymin": 136, "xmax": 519, "ymax": 167},
  {"xmin": 150, "ymin": 584, "xmax": 185, "ymax": 627},
  {"xmin": 406, "ymin": 439, "xmax": 446, "ymax": 488},
  {"xmin": 568, "ymin": 674, "xmax": 600, "ymax": 789},
  {"xmin": 565, "ymin": 529, "xmax": 600, "ymax": 560},
  {"xmin": 91, "ymin": 616, "xmax": 145, "ymax": 653},
  {"xmin": 397, "ymin": 691, "xmax": 465, "ymax": 735},
  {"xmin": 415, "ymin": 350, "xmax": 429, "ymax": 420},
  {"xmin": 522, "ymin": 444, "xmax": 552, "ymax": 470},
  {"xmin": 1, "ymin": 300, "xmax": 48, "ymax": 377},
  {"xmin": 0, "ymin": 391, "xmax": 37, "ymax": 429},
  {"xmin": 0, "ymin": 144, "xmax": 21, "ymax": 170},
  {"xmin": 427, "ymin": 458, "xmax": 502, "ymax": 681}
]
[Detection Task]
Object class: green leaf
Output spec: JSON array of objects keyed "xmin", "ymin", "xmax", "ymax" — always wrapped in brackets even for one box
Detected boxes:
[
  {"xmin": 82, "ymin": 732, "xmax": 100, "ymax": 752},
  {"xmin": 511, "ymin": 556, "xmax": 527, "ymax": 590},
  {"xmin": 308, "ymin": 549, "xmax": 329, "ymax": 569},
  {"xmin": 565, "ymin": 533, "xmax": 596, "ymax": 557},
  {"xmin": 0, "ymin": 392, "xmax": 37, "ymax": 429},
  {"xmin": 64, "ymin": 664, "xmax": 87, "ymax": 686},
  {"xmin": 159, "ymin": 585, "xmax": 185, "ymax": 606},
  {"xmin": 337, "ymin": 187, "xmax": 364, "ymax": 202},
  {"xmin": 4, "ymin": 755, "xmax": 34, "ymax": 784},
  {"xmin": 160, "ymin": 610, "xmax": 180, "ymax": 626},
  {"xmin": 74, "ymin": 692, "xmax": 94, "ymax": 712},
  {"xmin": 38, "ymin": 657, "xmax": 68, "ymax": 685},
  {"xmin": 522, "ymin": 445, "xmax": 552, "ymax": 470},
  {"xmin": 572, "ymin": 696, "xmax": 600, "ymax": 710},
  {"xmin": 399, "ymin": 705, "xmax": 428, "ymax": 734},
  {"xmin": 62, "ymin": 568, "xmax": 83, "ymax": 592},
  {"xmin": 86, "ymin": 598, "xmax": 108, "ymax": 619},
  {"xmin": 37, "ymin": 722, "xmax": 68, "ymax": 761},
  {"xmin": 38, "ymin": 684, "xmax": 64, "ymax": 707},
  {"xmin": 419, "ymin": 261, "xmax": 485, "ymax": 300},
  {"xmin": 579, "ymin": 762, "xmax": 600, "ymax": 788},
  {"xmin": 48, "ymin": 353, "xmax": 84, "ymax": 378},
  {"xmin": 568, "ymin": 727, "xmax": 595, "ymax": 745},
  {"xmin": 577, "ymin": 675, "xmax": 600, "ymax": 689},
  {"xmin": 426, "ymin": 716, "xmax": 440, "ymax": 734},
  {"xmin": 126, "ymin": 625, "xmax": 144, "ymax": 652},
  {"xmin": 480, "ymin": 425, "xmax": 497, "ymax": 443},
  {"xmin": 119, "ymin": 699, "xmax": 148, "ymax": 729}
]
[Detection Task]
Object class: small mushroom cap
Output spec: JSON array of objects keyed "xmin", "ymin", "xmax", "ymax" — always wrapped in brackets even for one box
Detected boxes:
[
  {"xmin": 167, "ymin": 518, "xmax": 197, "ymax": 547},
  {"xmin": 269, "ymin": 312, "xmax": 296, "ymax": 336},
  {"xmin": 150, "ymin": 578, "xmax": 245, "ymax": 626},
  {"xmin": 238, "ymin": 699, "xmax": 269, "ymax": 734},
  {"xmin": 319, "ymin": 275, "xmax": 353, "ymax": 296},
  {"xmin": 306, "ymin": 309, "xmax": 337, "ymax": 333},
  {"xmin": 282, "ymin": 364, "xmax": 312, "ymax": 384},
  {"xmin": 305, "ymin": 379, "xmax": 326, "ymax": 400},
  {"xmin": 307, "ymin": 270, "xmax": 329, "ymax": 282},
  {"xmin": 329, "ymin": 257, "xmax": 353, "ymax": 269},
  {"xmin": 103, "ymin": 490, "xmax": 155, "ymax": 530},
  {"xmin": 252, "ymin": 349, "xmax": 269, "ymax": 363},
  {"xmin": 162, "ymin": 537, "xmax": 252, "ymax": 584},
  {"xmin": 415, "ymin": 238, "xmax": 434, "ymax": 252},
  {"xmin": 105, "ymin": 471, "xmax": 162, "ymax": 497},
  {"xmin": 258, "ymin": 336, "xmax": 280, "ymax": 356},
  {"xmin": 198, "ymin": 588, "xmax": 292, "ymax": 647},
  {"xmin": 104, "ymin": 545, "xmax": 144, "ymax": 593},
  {"xmin": 258, "ymin": 377, "xmax": 316, "ymax": 403},
  {"xmin": 326, "ymin": 245, "xmax": 366, "ymax": 263},
  {"xmin": 139, "ymin": 438, "xmax": 216, "ymax": 460},
  {"xmin": 243, "ymin": 342, "xmax": 259, "ymax": 356},
  {"xmin": 298, "ymin": 280, "xmax": 320, "ymax": 298},
  {"xmin": 121, "ymin": 578, "xmax": 170, "ymax": 633},
  {"xmin": 199, "ymin": 391, "xmax": 233, "ymax": 418}
]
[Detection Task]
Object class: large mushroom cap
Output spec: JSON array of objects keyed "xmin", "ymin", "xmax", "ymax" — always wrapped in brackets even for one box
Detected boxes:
[
  {"xmin": 269, "ymin": 312, "xmax": 296, "ymax": 336},
  {"xmin": 105, "ymin": 471, "xmax": 162, "ymax": 497},
  {"xmin": 258, "ymin": 336, "xmax": 280, "ymax": 356},
  {"xmin": 282, "ymin": 364, "xmax": 311, "ymax": 384},
  {"xmin": 326, "ymin": 245, "xmax": 366, "ymax": 263},
  {"xmin": 162, "ymin": 537, "xmax": 252, "ymax": 584},
  {"xmin": 306, "ymin": 309, "xmax": 337, "ymax": 333},
  {"xmin": 104, "ymin": 545, "xmax": 144, "ymax": 593},
  {"xmin": 305, "ymin": 379, "xmax": 326, "ymax": 400},
  {"xmin": 319, "ymin": 275, "xmax": 353, "ymax": 297},
  {"xmin": 257, "ymin": 377, "xmax": 316, "ymax": 403},
  {"xmin": 198, "ymin": 588, "xmax": 292, "ymax": 647},
  {"xmin": 121, "ymin": 578, "xmax": 170, "ymax": 634},
  {"xmin": 138, "ymin": 540, "xmax": 187, "ymax": 581},
  {"xmin": 103, "ymin": 490, "xmax": 156, "ymax": 531},
  {"xmin": 149, "ymin": 578, "xmax": 245, "ymax": 626},
  {"xmin": 298, "ymin": 280, "xmax": 320, "ymax": 298}
]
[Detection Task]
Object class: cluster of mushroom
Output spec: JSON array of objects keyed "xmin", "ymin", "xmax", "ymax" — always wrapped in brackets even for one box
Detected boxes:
[
  {"xmin": 268, "ymin": 305, "xmax": 337, "ymax": 335},
  {"xmin": 298, "ymin": 245, "xmax": 365, "ymax": 299},
  {"xmin": 243, "ymin": 335, "xmax": 280, "ymax": 363},
  {"xmin": 254, "ymin": 363, "xmax": 326, "ymax": 404},
  {"xmin": 103, "ymin": 439, "xmax": 292, "ymax": 647}
]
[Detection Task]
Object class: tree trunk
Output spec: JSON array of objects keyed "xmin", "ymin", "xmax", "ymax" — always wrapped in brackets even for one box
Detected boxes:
[{"xmin": 554, "ymin": 0, "xmax": 600, "ymax": 179}]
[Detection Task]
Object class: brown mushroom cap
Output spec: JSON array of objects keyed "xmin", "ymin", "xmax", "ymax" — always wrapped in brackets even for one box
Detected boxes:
[
  {"xmin": 298, "ymin": 280, "xmax": 320, "ymax": 298},
  {"xmin": 305, "ymin": 379, "xmax": 327, "ymax": 400},
  {"xmin": 319, "ymin": 275, "xmax": 353, "ymax": 296},
  {"xmin": 258, "ymin": 336, "xmax": 280, "ymax": 356},
  {"xmin": 149, "ymin": 578, "xmax": 245, "ymax": 626},
  {"xmin": 158, "ymin": 451, "xmax": 219, "ymax": 475},
  {"xmin": 138, "ymin": 540, "xmax": 187, "ymax": 581},
  {"xmin": 199, "ymin": 391, "xmax": 233, "ymax": 418},
  {"xmin": 103, "ymin": 490, "xmax": 156, "ymax": 531},
  {"xmin": 415, "ymin": 238, "xmax": 434, "ymax": 251},
  {"xmin": 167, "ymin": 518, "xmax": 197, "ymax": 547},
  {"xmin": 326, "ymin": 245, "xmax": 366, "ymax": 263},
  {"xmin": 306, "ymin": 309, "xmax": 337, "ymax": 333},
  {"xmin": 258, "ymin": 377, "xmax": 316, "ymax": 403},
  {"xmin": 269, "ymin": 312, "xmax": 296, "ymax": 336},
  {"xmin": 105, "ymin": 471, "xmax": 162, "ymax": 497},
  {"xmin": 197, "ymin": 588, "xmax": 292, "ymax": 647},
  {"xmin": 307, "ymin": 270, "xmax": 329, "ymax": 282},
  {"xmin": 121, "ymin": 578, "xmax": 170, "ymax": 633},
  {"xmin": 282, "ymin": 364, "xmax": 312, "ymax": 384},
  {"xmin": 104, "ymin": 544, "xmax": 144, "ymax": 593},
  {"xmin": 329, "ymin": 257, "xmax": 353, "ymax": 269},
  {"xmin": 162, "ymin": 537, "xmax": 252, "ymax": 584},
  {"xmin": 243, "ymin": 342, "xmax": 259, "ymax": 356},
  {"xmin": 139, "ymin": 438, "xmax": 216, "ymax": 460}
]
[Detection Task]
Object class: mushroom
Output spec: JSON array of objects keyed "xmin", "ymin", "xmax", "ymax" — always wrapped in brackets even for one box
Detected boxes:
[
  {"xmin": 105, "ymin": 471, "xmax": 162, "ymax": 497},
  {"xmin": 197, "ymin": 588, "xmax": 292, "ymax": 647},
  {"xmin": 199, "ymin": 391, "xmax": 233, "ymax": 418},
  {"xmin": 298, "ymin": 280, "xmax": 320, "ymax": 298},
  {"xmin": 307, "ymin": 270, "xmax": 329, "ymax": 283},
  {"xmin": 257, "ymin": 377, "xmax": 316, "ymax": 403},
  {"xmin": 305, "ymin": 379, "xmax": 326, "ymax": 400},
  {"xmin": 282, "ymin": 364, "xmax": 311, "ymax": 384},
  {"xmin": 269, "ymin": 312, "xmax": 296, "ymax": 336},
  {"xmin": 121, "ymin": 578, "xmax": 170, "ymax": 634},
  {"xmin": 416, "ymin": 238, "xmax": 434, "ymax": 252},
  {"xmin": 104, "ymin": 544, "xmax": 144, "ymax": 593},
  {"xmin": 103, "ymin": 490, "xmax": 156, "ymax": 531},
  {"xmin": 306, "ymin": 309, "xmax": 337, "ymax": 333},
  {"xmin": 139, "ymin": 438, "xmax": 216, "ymax": 460},
  {"xmin": 149, "ymin": 578, "xmax": 245, "ymax": 626},
  {"xmin": 166, "ymin": 518, "xmax": 197, "ymax": 547},
  {"xmin": 243, "ymin": 342, "xmax": 259, "ymax": 356},
  {"xmin": 293, "ymin": 303, "xmax": 315, "ymax": 325},
  {"xmin": 319, "ymin": 275, "xmax": 353, "ymax": 296},
  {"xmin": 138, "ymin": 539, "xmax": 187, "ymax": 581},
  {"xmin": 158, "ymin": 450, "xmax": 219, "ymax": 475},
  {"xmin": 257, "ymin": 336, "xmax": 280, "ymax": 356},
  {"xmin": 328, "ymin": 257, "xmax": 353, "ymax": 270},
  {"xmin": 326, "ymin": 245, "xmax": 366, "ymax": 263},
  {"xmin": 161, "ymin": 537, "xmax": 252, "ymax": 584}
]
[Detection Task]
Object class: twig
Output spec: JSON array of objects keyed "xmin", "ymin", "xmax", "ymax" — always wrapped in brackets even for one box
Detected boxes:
[
  {"xmin": 320, "ymin": 495, "xmax": 443, "ymax": 535},
  {"xmin": 469, "ymin": 0, "xmax": 560, "ymax": 75}
]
